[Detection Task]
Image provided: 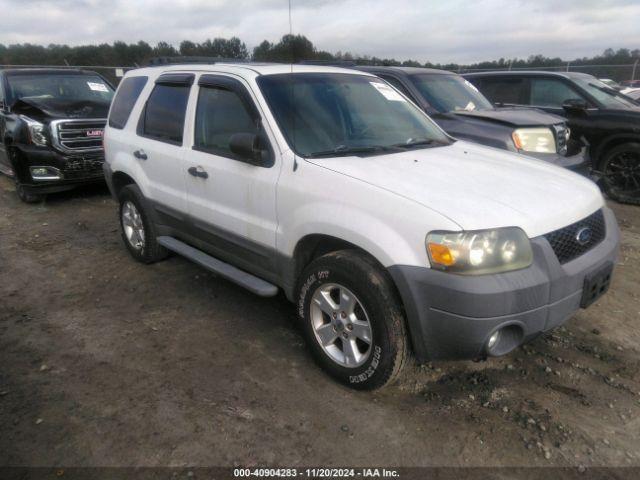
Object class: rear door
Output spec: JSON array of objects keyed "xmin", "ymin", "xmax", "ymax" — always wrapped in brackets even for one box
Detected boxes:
[
  {"xmin": 183, "ymin": 74, "xmax": 280, "ymax": 279},
  {"xmin": 134, "ymin": 73, "xmax": 193, "ymax": 224}
]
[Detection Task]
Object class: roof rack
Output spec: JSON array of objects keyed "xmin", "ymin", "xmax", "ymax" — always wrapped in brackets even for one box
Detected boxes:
[
  {"xmin": 298, "ymin": 60, "xmax": 357, "ymax": 67},
  {"xmin": 147, "ymin": 56, "xmax": 254, "ymax": 66}
]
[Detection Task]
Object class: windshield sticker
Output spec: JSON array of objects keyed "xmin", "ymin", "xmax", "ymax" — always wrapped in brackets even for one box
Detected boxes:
[
  {"xmin": 87, "ymin": 82, "xmax": 109, "ymax": 92},
  {"xmin": 464, "ymin": 101, "xmax": 476, "ymax": 111},
  {"xmin": 370, "ymin": 82, "xmax": 406, "ymax": 102}
]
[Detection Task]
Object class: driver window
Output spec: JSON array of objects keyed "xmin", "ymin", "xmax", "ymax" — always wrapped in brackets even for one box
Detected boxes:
[
  {"xmin": 530, "ymin": 78, "xmax": 584, "ymax": 108},
  {"xmin": 194, "ymin": 86, "xmax": 258, "ymax": 158}
]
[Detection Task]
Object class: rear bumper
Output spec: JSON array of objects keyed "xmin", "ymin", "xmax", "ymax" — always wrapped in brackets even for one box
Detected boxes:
[
  {"xmin": 388, "ymin": 207, "xmax": 620, "ymax": 362},
  {"xmin": 15, "ymin": 145, "xmax": 105, "ymax": 193}
]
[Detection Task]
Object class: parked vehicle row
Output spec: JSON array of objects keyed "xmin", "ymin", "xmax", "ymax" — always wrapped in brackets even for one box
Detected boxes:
[
  {"xmin": 353, "ymin": 66, "xmax": 587, "ymax": 172},
  {"xmin": 101, "ymin": 63, "xmax": 619, "ymax": 389},
  {"xmin": 463, "ymin": 71, "xmax": 640, "ymax": 205}
]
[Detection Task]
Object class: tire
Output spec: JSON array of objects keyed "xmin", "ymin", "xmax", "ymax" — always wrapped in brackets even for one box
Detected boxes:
[
  {"xmin": 296, "ymin": 250, "xmax": 409, "ymax": 390},
  {"xmin": 14, "ymin": 176, "xmax": 43, "ymax": 204},
  {"xmin": 600, "ymin": 142, "xmax": 640, "ymax": 205},
  {"xmin": 117, "ymin": 184, "xmax": 168, "ymax": 263}
]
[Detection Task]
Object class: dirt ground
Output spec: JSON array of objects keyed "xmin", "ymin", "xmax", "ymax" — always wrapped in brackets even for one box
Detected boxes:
[{"xmin": 0, "ymin": 174, "xmax": 639, "ymax": 469}]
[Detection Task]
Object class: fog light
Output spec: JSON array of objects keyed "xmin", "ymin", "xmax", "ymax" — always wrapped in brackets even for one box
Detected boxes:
[
  {"xmin": 30, "ymin": 166, "xmax": 62, "ymax": 181},
  {"xmin": 487, "ymin": 331, "xmax": 501, "ymax": 350}
]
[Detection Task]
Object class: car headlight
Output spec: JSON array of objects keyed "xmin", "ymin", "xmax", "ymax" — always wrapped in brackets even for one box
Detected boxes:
[
  {"xmin": 20, "ymin": 115, "xmax": 48, "ymax": 147},
  {"xmin": 426, "ymin": 227, "xmax": 533, "ymax": 275},
  {"xmin": 512, "ymin": 127, "xmax": 556, "ymax": 153}
]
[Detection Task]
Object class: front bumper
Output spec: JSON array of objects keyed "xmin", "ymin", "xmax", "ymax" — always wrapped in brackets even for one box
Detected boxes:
[
  {"xmin": 525, "ymin": 147, "xmax": 590, "ymax": 176},
  {"xmin": 15, "ymin": 145, "xmax": 105, "ymax": 194},
  {"xmin": 388, "ymin": 207, "xmax": 620, "ymax": 362}
]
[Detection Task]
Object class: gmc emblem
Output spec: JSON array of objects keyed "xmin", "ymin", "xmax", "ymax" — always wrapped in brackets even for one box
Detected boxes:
[{"xmin": 86, "ymin": 130, "xmax": 103, "ymax": 137}]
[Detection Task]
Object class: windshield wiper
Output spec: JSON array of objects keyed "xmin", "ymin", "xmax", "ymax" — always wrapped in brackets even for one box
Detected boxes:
[
  {"xmin": 589, "ymin": 83, "xmax": 621, "ymax": 97},
  {"xmin": 306, "ymin": 144, "xmax": 398, "ymax": 158},
  {"xmin": 391, "ymin": 139, "xmax": 441, "ymax": 149}
]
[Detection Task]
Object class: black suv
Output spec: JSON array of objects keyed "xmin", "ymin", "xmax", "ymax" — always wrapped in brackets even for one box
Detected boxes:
[
  {"xmin": 0, "ymin": 69, "xmax": 114, "ymax": 202},
  {"xmin": 464, "ymin": 71, "xmax": 640, "ymax": 204},
  {"xmin": 354, "ymin": 66, "xmax": 587, "ymax": 172}
]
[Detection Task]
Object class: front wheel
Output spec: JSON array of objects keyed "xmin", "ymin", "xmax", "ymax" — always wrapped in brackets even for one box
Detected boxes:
[
  {"xmin": 296, "ymin": 250, "xmax": 409, "ymax": 390},
  {"xmin": 14, "ymin": 177, "xmax": 43, "ymax": 204},
  {"xmin": 600, "ymin": 143, "xmax": 640, "ymax": 205}
]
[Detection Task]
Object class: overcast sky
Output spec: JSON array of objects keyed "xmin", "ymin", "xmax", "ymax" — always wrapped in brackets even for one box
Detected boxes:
[{"xmin": 1, "ymin": 0, "xmax": 639, "ymax": 64}]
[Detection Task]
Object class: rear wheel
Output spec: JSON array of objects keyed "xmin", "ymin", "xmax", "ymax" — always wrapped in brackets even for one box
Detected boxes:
[
  {"xmin": 296, "ymin": 250, "xmax": 409, "ymax": 390},
  {"xmin": 600, "ymin": 143, "xmax": 640, "ymax": 205},
  {"xmin": 118, "ymin": 184, "xmax": 168, "ymax": 263}
]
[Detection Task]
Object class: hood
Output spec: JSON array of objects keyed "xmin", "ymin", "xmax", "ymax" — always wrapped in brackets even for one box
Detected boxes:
[
  {"xmin": 306, "ymin": 141, "xmax": 603, "ymax": 238},
  {"xmin": 451, "ymin": 107, "xmax": 565, "ymax": 127},
  {"xmin": 11, "ymin": 96, "xmax": 110, "ymax": 121}
]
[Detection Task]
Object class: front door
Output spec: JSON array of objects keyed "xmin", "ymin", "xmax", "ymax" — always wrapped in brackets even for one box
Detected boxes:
[{"xmin": 184, "ymin": 74, "xmax": 280, "ymax": 279}]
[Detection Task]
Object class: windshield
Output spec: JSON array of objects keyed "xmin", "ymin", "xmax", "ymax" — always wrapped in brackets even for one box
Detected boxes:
[
  {"xmin": 410, "ymin": 74, "xmax": 493, "ymax": 113},
  {"xmin": 6, "ymin": 73, "xmax": 114, "ymax": 105},
  {"xmin": 573, "ymin": 77, "xmax": 638, "ymax": 109},
  {"xmin": 257, "ymin": 73, "xmax": 451, "ymax": 157}
]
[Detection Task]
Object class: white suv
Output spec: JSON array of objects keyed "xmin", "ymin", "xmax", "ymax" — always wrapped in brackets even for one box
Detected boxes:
[{"xmin": 103, "ymin": 63, "xmax": 620, "ymax": 390}]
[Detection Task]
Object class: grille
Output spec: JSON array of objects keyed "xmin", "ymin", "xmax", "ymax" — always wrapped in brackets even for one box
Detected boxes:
[
  {"xmin": 553, "ymin": 124, "xmax": 569, "ymax": 155},
  {"xmin": 544, "ymin": 209, "xmax": 605, "ymax": 264},
  {"xmin": 51, "ymin": 119, "xmax": 106, "ymax": 153},
  {"xmin": 61, "ymin": 154, "xmax": 105, "ymax": 180}
]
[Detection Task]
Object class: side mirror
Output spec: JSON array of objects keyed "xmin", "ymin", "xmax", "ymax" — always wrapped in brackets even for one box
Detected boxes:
[
  {"xmin": 229, "ymin": 133, "xmax": 270, "ymax": 167},
  {"xmin": 562, "ymin": 98, "xmax": 588, "ymax": 113}
]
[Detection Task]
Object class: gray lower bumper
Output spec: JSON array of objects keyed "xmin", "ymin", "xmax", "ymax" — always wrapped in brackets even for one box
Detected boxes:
[
  {"xmin": 526, "ymin": 148, "xmax": 590, "ymax": 175},
  {"xmin": 388, "ymin": 207, "xmax": 620, "ymax": 362}
]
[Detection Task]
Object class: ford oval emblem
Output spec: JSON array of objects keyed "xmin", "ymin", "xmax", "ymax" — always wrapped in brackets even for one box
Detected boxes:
[{"xmin": 575, "ymin": 227, "xmax": 592, "ymax": 245}]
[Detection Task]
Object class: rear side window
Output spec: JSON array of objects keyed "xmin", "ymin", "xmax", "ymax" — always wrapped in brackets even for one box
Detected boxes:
[
  {"xmin": 194, "ymin": 87, "xmax": 258, "ymax": 157},
  {"xmin": 138, "ymin": 84, "xmax": 190, "ymax": 145},
  {"xmin": 476, "ymin": 78, "xmax": 526, "ymax": 105},
  {"xmin": 109, "ymin": 76, "xmax": 148, "ymax": 129}
]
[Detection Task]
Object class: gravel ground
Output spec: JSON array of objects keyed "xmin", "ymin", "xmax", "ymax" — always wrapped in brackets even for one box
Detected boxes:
[{"xmin": 0, "ymin": 175, "xmax": 639, "ymax": 469}]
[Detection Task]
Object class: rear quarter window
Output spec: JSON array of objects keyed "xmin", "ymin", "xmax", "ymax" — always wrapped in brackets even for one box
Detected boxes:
[{"xmin": 109, "ymin": 76, "xmax": 148, "ymax": 129}]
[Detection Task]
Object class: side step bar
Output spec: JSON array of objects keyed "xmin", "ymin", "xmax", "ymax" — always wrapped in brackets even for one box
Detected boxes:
[{"xmin": 157, "ymin": 236, "xmax": 278, "ymax": 297}]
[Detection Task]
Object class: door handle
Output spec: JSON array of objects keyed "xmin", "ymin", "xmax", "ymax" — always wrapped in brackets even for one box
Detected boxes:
[
  {"xmin": 188, "ymin": 166, "xmax": 209, "ymax": 179},
  {"xmin": 133, "ymin": 149, "xmax": 147, "ymax": 160}
]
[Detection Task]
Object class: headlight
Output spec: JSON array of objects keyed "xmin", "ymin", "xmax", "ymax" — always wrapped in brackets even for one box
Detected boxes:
[
  {"xmin": 20, "ymin": 115, "xmax": 48, "ymax": 147},
  {"xmin": 426, "ymin": 227, "xmax": 533, "ymax": 275},
  {"xmin": 512, "ymin": 127, "xmax": 556, "ymax": 153}
]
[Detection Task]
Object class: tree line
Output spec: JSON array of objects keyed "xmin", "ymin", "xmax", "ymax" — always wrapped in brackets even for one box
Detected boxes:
[{"xmin": 0, "ymin": 35, "xmax": 638, "ymax": 79}]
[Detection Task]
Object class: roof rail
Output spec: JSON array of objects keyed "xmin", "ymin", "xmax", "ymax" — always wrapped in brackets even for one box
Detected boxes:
[
  {"xmin": 298, "ymin": 60, "xmax": 357, "ymax": 67},
  {"xmin": 147, "ymin": 56, "xmax": 253, "ymax": 66}
]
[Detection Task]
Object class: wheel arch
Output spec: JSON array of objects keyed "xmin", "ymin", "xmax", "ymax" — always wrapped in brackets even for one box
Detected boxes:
[
  {"xmin": 286, "ymin": 233, "xmax": 419, "ymax": 358},
  {"xmin": 110, "ymin": 170, "xmax": 137, "ymax": 197},
  {"xmin": 592, "ymin": 133, "xmax": 640, "ymax": 168}
]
